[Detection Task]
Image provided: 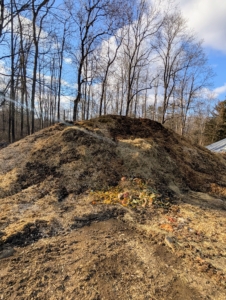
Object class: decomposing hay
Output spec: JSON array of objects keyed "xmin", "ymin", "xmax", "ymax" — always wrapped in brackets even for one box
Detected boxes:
[{"xmin": 1, "ymin": 116, "xmax": 226, "ymax": 300}]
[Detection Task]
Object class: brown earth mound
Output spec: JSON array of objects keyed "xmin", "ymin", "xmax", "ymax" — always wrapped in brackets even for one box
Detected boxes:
[{"xmin": 0, "ymin": 115, "xmax": 226, "ymax": 299}]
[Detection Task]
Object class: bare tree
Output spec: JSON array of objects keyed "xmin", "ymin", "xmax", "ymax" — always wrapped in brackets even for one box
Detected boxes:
[
  {"xmin": 16, "ymin": 2, "xmax": 33, "ymax": 136},
  {"xmin": 50, "ymin": 14, "xmax": 70, "ymax": 121},
  {"xmin": 175, "ymin": 41, "xmax": 214, "ymax": 135},
  {"xmin": 66, "ymin": 0, "xmax": 108, "ymax": 120},
  {"xmin": 118, "ymin": 0, "xmax": 161, "ymax": 116},
  {"xmin": 30, "ymin": 0, "xmax": 54, "ymax": 133},
  {"xmin": 0, "ymin": 0, "xmax": 30, "ymax": 38},
  {"xmin": 0, "ymin": 0, "xmax": 216, "ymax": 145},
  {"xmin": 154, "ymin": 12, "xmax": 193, "ymax": 124},
  {"xmin": 0, "ymin": 0, "xmax": 4, "ymax": 37},
  {"xmin": 65, "ymin": 0, "xmax": 129, "ymax": 120},
  {"xmin": 94, "ymin": 34, "xmax": 123, "ymax": 116}
]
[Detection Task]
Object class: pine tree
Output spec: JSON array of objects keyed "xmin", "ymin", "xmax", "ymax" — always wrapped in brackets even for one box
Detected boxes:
[{"xmin": 204, "ymin": 100, "xmax": 226, "ymax": 144}]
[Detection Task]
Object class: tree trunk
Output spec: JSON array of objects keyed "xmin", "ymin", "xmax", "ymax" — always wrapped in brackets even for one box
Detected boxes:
[{"xmin": 10, "ymin": 0, "xmax": 15, "ymax": 142}]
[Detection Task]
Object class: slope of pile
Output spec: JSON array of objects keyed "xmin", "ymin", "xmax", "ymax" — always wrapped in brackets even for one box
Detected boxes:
[
  {"xmin": 0, "ymin": 115, "xmax": 226, "ymax": 299},
  {"xmin": 1, "ymin": 115, "xmax": 226, "ymax": 199}
]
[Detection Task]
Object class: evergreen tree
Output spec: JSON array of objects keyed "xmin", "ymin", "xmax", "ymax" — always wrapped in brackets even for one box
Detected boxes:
[{"xmin": 204, "ymin": 100, "xmax": 226, "ymax": 144}]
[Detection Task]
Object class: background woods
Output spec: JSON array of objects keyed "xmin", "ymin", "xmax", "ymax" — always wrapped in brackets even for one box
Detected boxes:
[{"xmin": 0, "ymin": 0, "xmax": 219, "ymax": 145}]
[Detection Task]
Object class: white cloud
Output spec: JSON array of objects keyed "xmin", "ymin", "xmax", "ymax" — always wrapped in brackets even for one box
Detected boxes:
[
  {"xmin": 202, "ymin": 84, "xmax": 226, "ymax": 100},
  {"xmin": 179, "ymin": 0, "xmax": 226, "ymax": 53},
  {"xmin": 64, "ymin": 57, "xmax": 72, "ymax": 64},
  {"xmin": 213, "ymin": 84, "xmax": 226, "ymax": 97},
  {"xmin": 60, "ymin": 95, "xmax": 74, "ymax": 107},
  {"xmin": 0, "ymin": 61, "xmax": 9, "ymax": 90}
]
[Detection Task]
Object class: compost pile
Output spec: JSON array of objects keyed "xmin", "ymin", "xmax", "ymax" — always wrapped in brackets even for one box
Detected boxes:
[{"xmin": 0, "ymin": 115, "xmax": 225, "ymax": 300}]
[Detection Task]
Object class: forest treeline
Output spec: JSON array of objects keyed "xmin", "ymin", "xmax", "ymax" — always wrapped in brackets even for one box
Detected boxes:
[{"xmin": 0, "ymin": 0, "xmax": 221, "ymax": 145}]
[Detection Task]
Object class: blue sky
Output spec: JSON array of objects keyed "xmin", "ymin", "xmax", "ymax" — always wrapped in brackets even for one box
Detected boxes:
[
  {"xmin": 1, "ymin": 0, "xmax": 225, "ymax": 106},
  {"xmin": 207, "ymin": 49, "xmax": 226, "ymax": 99},
  {"xmin": 179, "ymin": 0, "xmax": 226, "ymax": 100},
  {"xmin": 61, "ymin": 0, "xmax": 226, "ymax": 102},
  {"xmin": 58, "ymin": 0, "xmax": 226, "ymax": 108}
]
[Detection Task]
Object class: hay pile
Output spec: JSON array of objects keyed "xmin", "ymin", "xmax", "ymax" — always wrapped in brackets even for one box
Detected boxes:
[{"xmin": 1, "ymin": 115, "xmax": 226, "ymax": 200}]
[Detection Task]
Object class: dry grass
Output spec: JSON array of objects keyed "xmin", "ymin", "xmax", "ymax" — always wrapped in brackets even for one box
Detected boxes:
[{"xmin": 0, "ymin": 168, "xmax": 18, "ymax": 192}]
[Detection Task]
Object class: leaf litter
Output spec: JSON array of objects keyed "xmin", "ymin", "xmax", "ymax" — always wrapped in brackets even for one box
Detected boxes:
[{"xmin": 89, "ymin": 177, "xmax": 170, "ymax": 209}]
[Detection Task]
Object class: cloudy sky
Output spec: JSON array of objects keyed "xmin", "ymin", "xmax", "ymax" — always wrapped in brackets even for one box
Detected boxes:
[{"xmin": 179, "ymin": 0, "xmax": 226, "ymax": 100}]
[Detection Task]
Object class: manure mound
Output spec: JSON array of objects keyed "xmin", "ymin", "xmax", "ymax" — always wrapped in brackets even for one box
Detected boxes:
[
  {"xmin": 1, "ymin": 115, "xmax": 226, "ymax": 300},
  {"xmin": 1, "ymin": 115, "xmax": 226, "ymax": 199}
]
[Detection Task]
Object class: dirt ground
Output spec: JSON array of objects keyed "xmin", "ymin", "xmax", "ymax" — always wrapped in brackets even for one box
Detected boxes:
[{"xmin": 0, "ymin": 115, "xmax": 226, "ymax": 299}]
